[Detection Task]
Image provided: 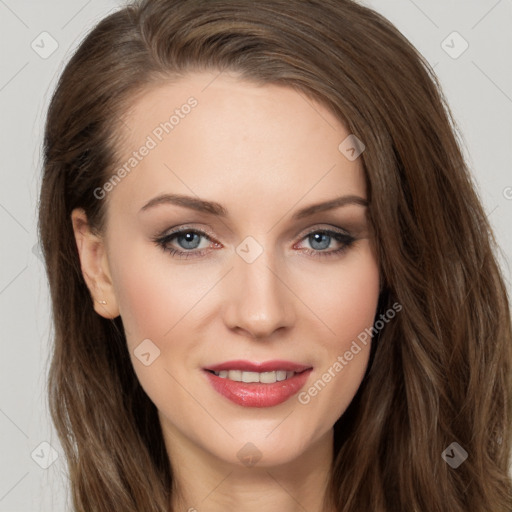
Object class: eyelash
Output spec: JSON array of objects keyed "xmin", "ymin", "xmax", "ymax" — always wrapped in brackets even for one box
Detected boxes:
[{"xmin": 152, "ymin": 225, "xmax": 356, "ymax": 260}]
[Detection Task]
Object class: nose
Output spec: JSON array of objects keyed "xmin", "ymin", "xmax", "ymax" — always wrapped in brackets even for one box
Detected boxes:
[{"xmin": 223, "ymin": 247, "xmax": 296, "ymax": 339}]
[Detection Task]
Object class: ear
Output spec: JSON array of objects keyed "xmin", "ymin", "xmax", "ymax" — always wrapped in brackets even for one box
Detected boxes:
[{"xmin": 71, "ymin": 208, "xmax": 120, "ymax": 319}]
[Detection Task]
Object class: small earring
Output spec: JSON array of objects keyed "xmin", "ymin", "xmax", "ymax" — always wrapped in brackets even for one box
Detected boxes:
[{"xmin": 96, "ymin": 299, "xmax": 107, "ymax": 305}]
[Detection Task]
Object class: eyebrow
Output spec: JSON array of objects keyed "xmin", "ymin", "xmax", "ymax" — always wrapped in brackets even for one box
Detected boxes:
[{"xmin": 139, "ymin": 193, "xmax": 368, "ymax": 219}]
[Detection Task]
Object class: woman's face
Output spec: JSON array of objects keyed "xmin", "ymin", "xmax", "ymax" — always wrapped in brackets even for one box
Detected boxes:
[{"xmin": 83, "ymin": 71, "xmax": 380, "ymax": 467}]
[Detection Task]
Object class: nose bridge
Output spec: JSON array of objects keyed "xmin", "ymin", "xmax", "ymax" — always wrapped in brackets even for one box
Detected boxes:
[{"xmin": 224, "ymin": 240, "xmax": 295, "ymax": 337}]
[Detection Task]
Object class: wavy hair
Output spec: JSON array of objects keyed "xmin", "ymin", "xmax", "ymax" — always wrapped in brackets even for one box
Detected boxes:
[{"xmin": 38, "ymin": 0, "xmax": 512, "ymax": 510}]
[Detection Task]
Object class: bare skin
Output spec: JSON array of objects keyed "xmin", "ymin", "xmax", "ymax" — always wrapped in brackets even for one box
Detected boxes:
[{"xmin": 72, "ymin": 71, "xmax": 380, "ymax": 512}]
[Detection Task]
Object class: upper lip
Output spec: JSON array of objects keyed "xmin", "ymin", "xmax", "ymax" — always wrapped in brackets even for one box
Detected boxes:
[{"xmin": 204, "ymin": 360, "xmax": 312, "ymax": 373}]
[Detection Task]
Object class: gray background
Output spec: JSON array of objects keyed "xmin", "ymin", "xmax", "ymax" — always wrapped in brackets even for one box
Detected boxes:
[{"xmin": 0, "ymin": 0, "xmax": 511, "ymax": 510}]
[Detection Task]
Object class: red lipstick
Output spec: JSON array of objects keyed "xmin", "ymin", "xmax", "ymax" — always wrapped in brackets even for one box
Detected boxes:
[
  {"xmin": 203, "ymin": 359, "xmax": 313, "ymax": 408},
  {"xmin": 205, "ymin": 360, "xmax": 311, "ymax": 373}
]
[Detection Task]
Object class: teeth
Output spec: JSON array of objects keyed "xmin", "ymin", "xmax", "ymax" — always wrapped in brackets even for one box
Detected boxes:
[
  {"xmin": 242, "ymin": 371, "xmax": 260, "ymax": 383},
  {"xmin": 212, "ymin": 370, "xmax": 297, "ymax": 383},
  {"xmin": 277, "ymin": 370, "xmax": 288, "ymax": 381}
]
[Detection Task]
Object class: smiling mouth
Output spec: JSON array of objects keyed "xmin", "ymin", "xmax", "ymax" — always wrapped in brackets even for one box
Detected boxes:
[
  {"xmin": 203, "ymin": 366, "xmax": 313, "ymax": 408},
  {"xmin": 205, "ymin": 369, "xmax": 304, "ymax": 384}
]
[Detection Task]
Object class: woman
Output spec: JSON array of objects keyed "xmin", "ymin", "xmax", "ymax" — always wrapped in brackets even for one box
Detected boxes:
[{"xmin": 38, "ymin": 0, "xmax": 512, "ymax": 510}]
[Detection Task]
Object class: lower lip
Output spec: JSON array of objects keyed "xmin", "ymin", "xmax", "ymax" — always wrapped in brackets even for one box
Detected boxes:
[{"xmin": 204, "ymin": 369, "xmax": 313, "ymax": 408}]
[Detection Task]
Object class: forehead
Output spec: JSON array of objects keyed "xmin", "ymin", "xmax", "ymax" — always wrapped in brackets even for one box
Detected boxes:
[{"xmin": 106, "ymin": 71, "xmax": 366, "ymax": 219}]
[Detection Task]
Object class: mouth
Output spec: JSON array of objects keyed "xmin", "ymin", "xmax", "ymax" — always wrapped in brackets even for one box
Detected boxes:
[
  {"xmin": 205, "ymin": 369, "xmax": 303, "ymax": 384},
  {"xmin": 203, "ymin": 360, "xmax": 313, "ymax": 407}
]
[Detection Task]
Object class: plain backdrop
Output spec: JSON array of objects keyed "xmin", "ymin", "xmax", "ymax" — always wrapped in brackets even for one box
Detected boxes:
[{"xmin": 0, "ymin": 0, "xmax": 511, "ymax": 510}]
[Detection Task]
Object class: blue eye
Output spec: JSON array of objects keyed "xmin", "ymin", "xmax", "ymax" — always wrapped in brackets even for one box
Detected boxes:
[
  {"xmin": 153, "ymin": 227, "xmax": 355, "ymax": 260},
  {"xmin": 298, "ymin": 230, "xmax": 355, "ymax": 258},
  {"xmin": 153, "ymin": 228, "xmax": 215, "ymax": 259},
  {"xmin": 173, "ymin": 231, "xmax": 203, "ymax": 250}
]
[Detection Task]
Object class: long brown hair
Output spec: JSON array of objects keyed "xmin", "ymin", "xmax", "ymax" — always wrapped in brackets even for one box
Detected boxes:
[{"xmin": 38, "ymin": 0, "xmax": 512, "ymax": 510}]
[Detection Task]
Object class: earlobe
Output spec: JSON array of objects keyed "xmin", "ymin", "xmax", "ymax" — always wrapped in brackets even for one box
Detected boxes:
[{"xmin": 71, "ymin": 208, "xmax": 120, "ymax": 319}]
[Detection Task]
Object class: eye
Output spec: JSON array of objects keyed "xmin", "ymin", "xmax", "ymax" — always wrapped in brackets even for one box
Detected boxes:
[
  {"xmin": 152, "ymin": 226, "xmax": 356, "ymax": 259},
  {"xmin": 152, "ymin": 227, "xmax": 218, "ymax": 259},
  {"xmin": 294, "ymin": 228, "xmax": 355, "ymax": 259}
]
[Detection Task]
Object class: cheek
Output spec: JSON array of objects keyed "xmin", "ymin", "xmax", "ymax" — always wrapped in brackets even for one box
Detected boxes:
[
  {"xmin": 298, "ymin": 245, "xmax": 380, "ymax": 344},
  {"xmin": 336, "ymin": 257, "xmax": 380, "ymax": 340},
  {"xmin": 108, "ymin": 246, "xmax": 207, "ymax": 399},
  {"xmin": 112, "ymin": 268, "xmax": 172, "ymax": 343},
  {"xmin": 108, "ymin": 235, "xmax": 211, "ymax": 343},
  {"xmin": 294, "ymin": 247, "xmax": 380, "ymax": 417}
]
